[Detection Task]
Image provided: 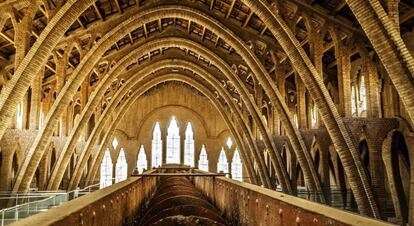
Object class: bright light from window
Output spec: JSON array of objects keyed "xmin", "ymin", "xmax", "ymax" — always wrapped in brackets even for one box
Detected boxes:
[
  {"xmin": 115, "ymin": 149, "xmax": 127, "ymax": 183},
  {"xmin": 226, "ymin": 137, "xmax": 233, "ymax": 149},
  {"xmin": 351, "ymin": 85, "xmax": 357, "ymax": 116},
  {"xmin": 137, "ymin": 145, "xmax": 147, "ymax": 173},
  {"xmin": 311, "ymin": 103, "xmax": 318, "ymax": 128},
  {"xmin": 152, "ymin": 122, "xmax": 162, "ymax": 167},
  {"xmin": 358, "ymin": 75, "xmax": 367, "ymax": 116},
  {"xmin": 112, "ymin": 137, "xmax": 119, "ymax": 150},
  {"xmin": 198, "ymin": 145, "xmax": 209, "ymax": 171},
  {"xmin": 184, "ymin": 122, "xmax": 195, "ymax": 167},
  {"xmin": 16, "ymin": 101, "xmax": 23, "ymax": 129},
  {"xmin": 100, "ymin": 149, "xmax": 113, "ymax": 188},
  {"xmin": 166, "ymin": 117, "xmax": 180, "ymax": 164},
  {"xmin": 39, "ymin": 111, "xmax": 44, "ymax": 129},
  {"xmin": 231, "ymin": 149, "xmax": 243, "ymax": 181},
  {"xmin": 217, "ymin": 147, "xmax": 228, "ymax": 173}
]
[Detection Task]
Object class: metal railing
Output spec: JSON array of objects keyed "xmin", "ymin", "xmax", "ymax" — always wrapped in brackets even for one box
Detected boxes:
[{"xmin": 0, "ymin": 183, "xmax": 100, "ymax": 226}]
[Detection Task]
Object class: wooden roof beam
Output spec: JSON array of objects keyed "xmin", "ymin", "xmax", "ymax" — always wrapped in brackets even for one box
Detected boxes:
[
  {"xmin": 288, "ymin": 0, "xmax": 363, "ymax": 35},
  {"xmin": 114, "ymin": 0, "xmax": 123, "ymax": 13},
  {"xmin": 333, "ymin": 0, "xmax": 347, "ymax": 14},
  {"xmin": 210, "ymin": 0, "xmax": 215, "ymax": 10},
  {"xmin": 201, "ymin": 26, "xmax": 206, "ymax": 40},
  {"xmin": 158, "ymin": 19, "xmax": 162, "ymax": 32},
  {"xmin": 243, "ymin": 11, "xmax": 253, "ymax": 28},
  {"xmin": 77, "ymin": 18, "xmax": 86, "ymax": 29},
  {"xmin": 215, "ymin": 36, "xmax": 220, "ymax": 47},
  {"xmin": 401, "ymin": 10, "xmax": 414, "ymax": 24},
  {"xmin": 143, "ymin": 24, "xmax": 148, "ymax": 38},
  {"xmin": 188, "ymin": 21, "xmax": 192, "ymax": 34},
  {"xmin": 226, "ymin": 0, "xmax": 236, "ymax": 19},
  {"xmin": 93, "ymin": 3, "xmax": 104, "ymax": 21},
  {"xmin": 0, "ymin": 32, "xmax": 13, "ymax": 44}
]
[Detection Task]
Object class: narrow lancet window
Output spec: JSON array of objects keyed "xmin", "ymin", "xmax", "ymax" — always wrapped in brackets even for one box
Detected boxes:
[
  {"xmin": 137, "ymin": 145, "xmax": 147, "ymax": 173},
  {"xmin": 115, "ymin": 149, "xmax": 127, "ymax": 183},
  {"xmin": 198, "ymin": 145, "xmax": 209, "ymax": 171},
  {"xmin": 184, "ymin": 122, "xmax": 195, "ymax": 167},
  {"xmin": 217, "ymin": 147, "xmax": 229, "ymax": 173},
  {"xmin": 100, "ymin": 149, "xmax": 113, "ymax": 188},
  {"xmin": 231, "ymin": 149, "xmax": 243, "ymax": 181},
  {"xmin": 166, "ymin": 117, "xmax": 180, "ymax": 164},
  {"xmin": 151, "ymin": 122, "xmax": 162, "ymax": 167}
]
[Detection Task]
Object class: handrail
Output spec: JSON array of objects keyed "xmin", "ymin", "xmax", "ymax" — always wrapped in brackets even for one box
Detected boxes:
[
  {"xmin": 0, "ymin": 183, "xmax": 100, "ymax": 226},
  {"xmin": 0, "ymin": 183, "xmax": 100, "ymax": 214},
  {"xmin": 10, "ymin": 169, "xmax": 159, "ymax": 226}
]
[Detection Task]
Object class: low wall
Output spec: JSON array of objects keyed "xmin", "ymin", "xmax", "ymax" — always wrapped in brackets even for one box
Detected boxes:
[
  {"xmin": 11, "ymin": 174, "xmax": 158, "ymax": 226},
  {"xmin": 193, "ymin": 175, "xmax": 394, "ymax": 226}
]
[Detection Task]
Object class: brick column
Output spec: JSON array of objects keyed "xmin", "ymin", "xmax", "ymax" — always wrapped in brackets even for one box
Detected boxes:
[
  {"xmin": 277, "ymin": 67, "xmax": 285, "ymax": 134},
  {"xmin": 309, "ymin": 31, "xmax": 324, "ymax": 128},
  {"xmin": 364, "ymin": 56, "xmax": 381, "ymax": 118},
  {"xmin": 11, "ymin": 9, "xmax": 34, "ymax": 130},
  {"xmin": 336, "ymin": 42, "xmax": 352, "ymax": 117},
  {"xmin": 29, "ymin": 69, "xmax": 43, "ymax": 130},
  {"xmin": 55, "ymin": 54, "xmax": 69, "ymax": 136},
  {"xmin": 295, "ymin": 74, "xmax": 307, "ymax": 129}
]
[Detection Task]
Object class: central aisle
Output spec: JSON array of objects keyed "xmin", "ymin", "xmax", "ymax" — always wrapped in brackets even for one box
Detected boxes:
[{"xmin": 137, "ymin": 176, "xmax": 227, "ymax": 226}]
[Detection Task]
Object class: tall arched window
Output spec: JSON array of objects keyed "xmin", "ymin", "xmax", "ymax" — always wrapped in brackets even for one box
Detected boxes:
[
  {"xmin": 100, "ymin": 150, "xmax": 113, "ymax": 188},
  {"xmin": 358, "ymin": 75, "xmax": 367, "ymax": 116},
  {"xmin": 16, "ymin": 101, "xmax": 23, "ymax": 129},
  {"xmin": 152, "ymin": 122, "xmax": 162, "ymax": 167},
  {"xmin": 39, "ymin": 106, "xmax": 44, "ymax": 129},
  {"xmin": 198, "ymin": 145, "xmax": 209, "ymax": 171},
  {"xmin": 231, "ymin": 149, "xmax": 243, "ymax": 181},
  {"xmin": 166, "ymin": 117, "xmax": 180, "ymax": 164},
  {"xmin": 311, "ymin": 103, "xmax": 318, "ymax": 128},
  {"xmin": 351, "ymin": 85, "xmax": 357, "ymax": 116},
  {"xmin": 115, "ymin": 149, "xmax": 127, "ymax": 183},
  {"xmin": 184, "ymin": 122, "xmax": 195, "ymax": 167},
  {"xmin": 137, "ymin": 145, "xmax": 147, "ymax": 173},
  {"xmin": 217, "ymin": 148, "xmax": 228, "ymax": 173}
]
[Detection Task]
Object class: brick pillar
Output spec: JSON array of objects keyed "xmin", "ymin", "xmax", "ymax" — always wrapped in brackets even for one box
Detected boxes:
[
  {"xmin": 364, "ymin": 57, "xmax": 381, "ymax": 118},
  {"xmin": 55, "ymin": 54, "xmax": 69, "ymax": 136},
  {"xmin": 366, "ymin": 134, "xmax": 386, "ymax": 216},
  {"xmin": 336, "ymin": 42, "xmax": 352, "ymax": 117},
  {"xmin": 38, "ymin": 150, "xmax": 49, "ymax": 190},
  {"xmin": 12, "ymin": 9, "xmax": 34, "ymax": 130},
  {"xmin": 309, "ymin": 31, "xmax": 324, "ymax": 128},
  {"xmin": 0, "ymin": 147, "xmax": 12, "ymax": 191},
  {"xmin": 29, "ymin": 69, "xmax": 43, "ymax": 130},
  {"xmin": 277, "ymin": 68, "xmax": 286, "ymax": 134},
  {"xmin": 295, "ymin": 74, "xmax": 307, "ymax": 129},
  {"xmin": 406, "ymin": 134, "xmax": 414, "ymax": 225}
]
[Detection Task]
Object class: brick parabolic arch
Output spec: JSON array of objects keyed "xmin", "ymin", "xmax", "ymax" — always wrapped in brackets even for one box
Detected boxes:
[
  {"xmin": 79, "ymin": 71, "xmax": 262, "ymax": 190},
  {"xmin": 53, "ymin": 52, "xmax": 278, "ymax": 191},
  {"xmin": 13, "ymin": 7, "xmax": 324, "ymax": 199},
  {"xmin": 54, "ymin": 57, "xmax": 272, "ymax": 191},
  {"xmin": 3, "ymin": 0, "xmax": 411, "ymax": 217},
  {"xmin": 68, "ymin": 64, "xmax": 262, "ymax": 191}
]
